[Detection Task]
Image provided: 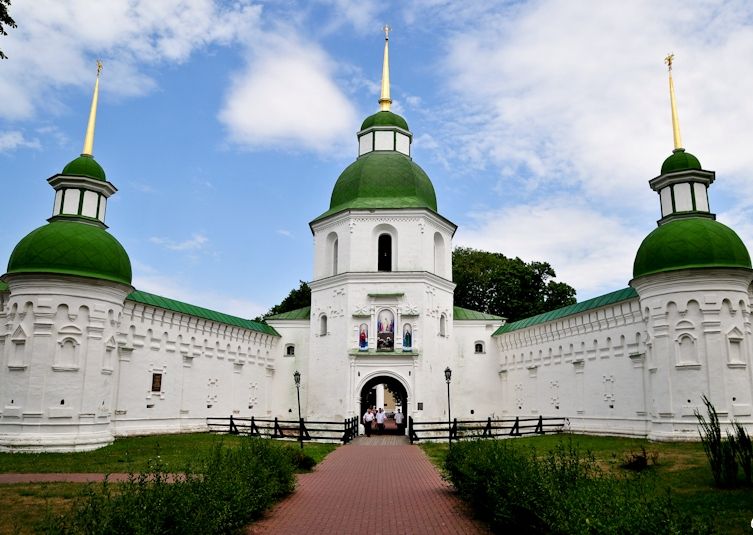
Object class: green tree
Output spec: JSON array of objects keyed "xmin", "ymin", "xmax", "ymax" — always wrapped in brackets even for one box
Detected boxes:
[
  {"xmin": 0, "ymin": 0, "xmax": 16, "ymax": 60},
  {"xmin": 452, "ymin": 247, "xmax": 576, "ymax": 323},
  {"xmin": 263, "ymin": 281, "xmax": 311, "ymax": 318}
]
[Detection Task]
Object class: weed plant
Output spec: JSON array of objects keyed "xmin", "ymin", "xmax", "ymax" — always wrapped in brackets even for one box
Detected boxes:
[
  {"xmin": 37, "ymin": 438, "xmax": 297, "ymax": 535},
  {"xmin": 445, "ymin": 438, "xmax": 712, "ymax": 534}
]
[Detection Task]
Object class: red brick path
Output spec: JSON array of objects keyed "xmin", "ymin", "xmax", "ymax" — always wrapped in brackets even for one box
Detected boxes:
[{"xmin": 248, "ymin": 441, "xmax": 489, "ymax": 535}]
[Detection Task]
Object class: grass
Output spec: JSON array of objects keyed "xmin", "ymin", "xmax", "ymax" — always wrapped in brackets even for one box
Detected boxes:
[
  {"xmin": 0, "ymin": 434, "xmax": 337, "ymax": 534},
  {"xmin": 0, "ymin": 432, "xmax": 336, "ymax": 473},
  {"xmin": 421, "ymin": 433, "xmax": 753, "ymax": 534}
]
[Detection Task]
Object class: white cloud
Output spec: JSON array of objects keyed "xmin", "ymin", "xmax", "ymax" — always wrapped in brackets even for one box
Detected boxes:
[
  {"xmin": 149, "ymin": 233, "xmax": 208, "ymax": 251},
  {"xmin": 0, "ymin": 131, "xmax": 40, "ymax": 152},
  {"xmin": 430, "ymin": 0, "xmax": 753, "ymax": 205},
  {"xmin": 456, "ymin": 201, "xmax": 645, "ymax": 298},
  {"xmin": 276, "ymin": 229, "xmax": 293, "ymax": 238},
  {"xmin": 218, "ymin": 31, "xmax": 359, "ymax": 154},
  {"xmin": 0, "ymin": 0, "xmax": 262, "ymax": 120}
]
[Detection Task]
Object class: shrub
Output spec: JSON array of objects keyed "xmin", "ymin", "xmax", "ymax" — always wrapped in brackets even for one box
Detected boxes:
[
  {"xmin": 730, "ymin": 421, "xmax": 752, "ymax": 486},
  {"xmin": 445, "ymin": 438, "xmax": 711, "ymax": 534},
  {"xmin": 38, "ymin": 438, "xmax": 296, "ymax": 535},
  {"xmin": 695, "ymin": 395, "xmax": 741, "ymax": 487}
]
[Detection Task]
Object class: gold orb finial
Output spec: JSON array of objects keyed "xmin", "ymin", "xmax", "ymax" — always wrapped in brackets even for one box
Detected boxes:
[
  {"xmin": 664, "ymin": 53, "xmax": 674, "ymax": 71},
  {"xmin": 379, "ymin": 26, "xmax": 392, "ymax": 111},
  {"xmin": 383, "ymin": 24, "xmax": 391, "ymax": 41},
  {"xmin": 82, "ymin": 60, "xmax": 102, "ymax": 157},
  {"xmin": 665, "ymin": 53, "xmax": 683, "ymax": 150}
]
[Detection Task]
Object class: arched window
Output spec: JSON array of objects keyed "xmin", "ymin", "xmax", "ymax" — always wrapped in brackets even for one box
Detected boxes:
[
  {"xmin": 378, "ymin": 234, "xmax": 392, "ymax": 272},
  {"xmin": 320, "ymin": 315, "xmax": 328, "ymax": 336},
  {"xmin": 474, "ymin": 342, "xmax": 485, "ymax": 354},
  {"xmin": 332, "ymin": 238, "xmax": 339, "ymax": 275},
  {"xmin": 433, "ymin": 232, "xmax": 445, "ymax": 276},
  {"xmin": 439, "ymin": 314, "xmax": 447, "ymax": 337},
  {"xmin": 285, "ymin": 344, "xmax": 295, "ymax": 356}
]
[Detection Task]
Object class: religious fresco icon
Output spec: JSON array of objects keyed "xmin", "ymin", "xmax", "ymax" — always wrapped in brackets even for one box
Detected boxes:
[
  {"xmin": 402, "ymin": 323, "xmax": 412, "ymax": 351},
  {"xmin": 359, "ymin": 323, "xmax": 368, "ymax": 351},
  {"xmin": 377, "ymin": 309, "xmax": 395, "ymax": 351}
]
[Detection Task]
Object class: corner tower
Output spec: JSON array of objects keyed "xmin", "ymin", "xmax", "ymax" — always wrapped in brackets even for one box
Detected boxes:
[
  {"xmin": 631, "ymin": 55, "xmax": 753, "ymax": 440},
  {"xmin": 0, "ymin": 63, "xmax": 133, "ymax": 451},
  {"xmin": 302, "ymin": 30, "xmax": 458, "ymax": 424}
]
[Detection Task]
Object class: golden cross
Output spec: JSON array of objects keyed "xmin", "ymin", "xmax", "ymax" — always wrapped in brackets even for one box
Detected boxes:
[
  {"xmin": 664, "ymin": 53, "xmax": 674, "ymax": 71},
  {"xmin": 383, "ymin": 24, "xmax": 391, "ymax": 40},
  {"xmin": 96, "ymin": 59, "xmax": 103, "ymax": 76}
]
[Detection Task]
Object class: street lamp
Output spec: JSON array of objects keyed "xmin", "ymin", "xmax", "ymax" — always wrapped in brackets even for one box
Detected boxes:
[
  {"xmin": 293, "ymin": 370, "xmax": 303, "ymax": 449},
  {"xmin": 444, "ymin": 367, "xmax": 452, "ymax": 445}
]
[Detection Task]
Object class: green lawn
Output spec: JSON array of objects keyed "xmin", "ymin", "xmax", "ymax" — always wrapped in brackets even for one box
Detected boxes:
[
  {"xmin": 0, "ymin": 433, "xmax": 335, "ymax": 473},
  {"xmin": 421, "ymin": 433, "xmax": 753, "ymax": 534},
  {"xmin": 0, "ymin": 433, "xmax": 337, "ymax": 534}
]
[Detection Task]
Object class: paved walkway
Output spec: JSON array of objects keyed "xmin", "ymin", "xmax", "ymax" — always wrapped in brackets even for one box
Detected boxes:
[{"xmin": 248, "ymin": 439, "xmax": 489, "ymax": 535}]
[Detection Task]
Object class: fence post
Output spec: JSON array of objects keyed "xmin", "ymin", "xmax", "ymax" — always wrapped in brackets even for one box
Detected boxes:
[
  {"xmin": 408, "ymin": 416, "xmax": 414, "ymax": 444},
  {"xmin": 273, "ymin": 417, "xmax": 284, "ymax": 438},
  {"xmin": 229, "ymin": 415, "xmax": 239, "ymax": 435},
  {"xmin": 535, "ymin": 415, "xmax": 544, "ymax": 434},
  {"xmin": 483, "ymin": 417, "xmax": 492, "ymax": 438},
  {"xmin": 451, "ymin": 418, "xmax": 458, "ymax": 441},
  {"xmin": 509, "ymin": 416, "xmax": 520, "ymax": 437},
  {"xmin": 250, "ymin": 416, "xmax": 260, "ymax": 437}
]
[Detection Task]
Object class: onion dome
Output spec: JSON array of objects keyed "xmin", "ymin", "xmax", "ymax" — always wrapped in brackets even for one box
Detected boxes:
[
  {"xmin": 319, "ymin": 152, "xmax": 437, "ymax": 221},
  {"xmin": 633, "ymin": 218, "xmax": 750, "ymax": 278},
  {"xmin": 361, "ymin": 110, "xmax": 409, "ymax": 131},
  {"xmin": 7, "ymin": 221, "xmax": 132, "ymax": 285},
  {"xmin": 61, "ymin": 154, "xmax": 107, "ymax": 181},
  {"xmin": 661, "ymin": 148, "xmax": 701, "ymax": 175}
]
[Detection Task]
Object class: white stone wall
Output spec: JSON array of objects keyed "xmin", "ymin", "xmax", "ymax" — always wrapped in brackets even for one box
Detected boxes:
[
  {"xmin": 0, "ymin": 275, "xmax": 130, "ymax": 452},
  {"xmin": 111, "ymin": 300, "xmax": 280, "ymax": 437},
  {"xmin": 633, "ymin": 269, "xmax": 753, "ymax": 440},
  {"xmin": 495, "ymin": 296, "xmax": 651, "ymax": 437},
  {"xmin": 312, "ymin": 209, "xmax": 455, "ymax": 280}
]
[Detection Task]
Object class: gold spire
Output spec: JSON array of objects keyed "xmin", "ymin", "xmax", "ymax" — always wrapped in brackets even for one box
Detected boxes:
[
  {"xmin": 378, "ymin": 25, "xmax": 392, "ymax": 112},
  {"xmin": 665, "ymin": 53, "xmax": 683, "ymax": 150},
  {"xmin": 82, "ymin": 60, "xmax": 103, "ymax": 157}
]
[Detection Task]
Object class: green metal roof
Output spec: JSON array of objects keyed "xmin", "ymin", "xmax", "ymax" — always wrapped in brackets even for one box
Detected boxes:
[
  {"xmin": 61, "ymin": 154, "xmax": 107, "ymax": 181},
  {"xmin": 633, "ymin": 217, "xmax": 751, "ymax": 279},
  {"xmin": 266, "ymin": 306, "xmax": 311, "ymax": 321},
  {"xmin": 314, "ymin": 151, "xmax": 437, "ymax": 222},
  {"xmin": 493, "ymin": 287, "xmax": 638, "ymax": 335},
  {"xmin": 127, "ymin": 290, "xmax": 279, "ymax": 336},
  {"xmin": 453, "ymin": 306, "xmax": 505, "ymax": 321},
  {"xmin": 360, "ymin": 111, "xmax": 409, "ymax": 131},
  {"xmin": 660, "ymin": 148, "xmax": 701, "ymax": 175},
  {"xmin": 0, "ymin": 281, "xmax": 7, "ymax": 292},
  {"xmin": 7, "ymin": 221, "xmax": 132, "ymax": 285}
]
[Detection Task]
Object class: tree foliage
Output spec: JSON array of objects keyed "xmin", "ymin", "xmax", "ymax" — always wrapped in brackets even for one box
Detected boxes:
[
  {"xmin": 452, "ymin": 247, "xmax": 576, "ymax": 323},
  {"xmin": 0, "ymin": 0, "xmax": 16, "ymax": 60},
  {"xmin": 263, "ymin": 281, "xmax": 311, "ymax": 319}
]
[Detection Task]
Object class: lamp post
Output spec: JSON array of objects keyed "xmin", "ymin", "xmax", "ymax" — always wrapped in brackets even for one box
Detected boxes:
[
  {"xmin": 444, "ymin": 367, "xmax": 452, "ymax": 445},
  {"xmin": 293, "ymin": 370, "xmax": 303, "ymax": 449}
]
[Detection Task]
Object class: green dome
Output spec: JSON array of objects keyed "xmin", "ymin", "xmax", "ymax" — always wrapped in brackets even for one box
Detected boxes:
[
  {"xmin": 360, "ymin": 111, "xmax": 409, "ymax": 131},
  {"xmin": 633, "ymin": 218, "xmax": 750, "ymax": 279},
  {"xmin": 660, "ymin": 148, "xmax": 701, "ymax": 175},
  {"xmin": 7, "ymin": 221, "xmax": 132, "ymax": 285},
  {"xmin": 61, "ymin": 154, "xmax": 107, "ymax": 181},
  {"xmin": 318, "ymin": 152, "xmax": 437, "ymax": 220}
]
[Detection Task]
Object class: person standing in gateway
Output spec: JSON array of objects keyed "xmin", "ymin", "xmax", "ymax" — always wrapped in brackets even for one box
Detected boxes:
[
  {"xmin": 394, "ymin": 408, "xmax": 404, "ymax": 432},
  {"xmin": 363, "ymin": 408, "xmax": 374, "ymax": 437},
  {"xmin": 375, "ymin": 408, "xmax": 386, "ymax": 434}
]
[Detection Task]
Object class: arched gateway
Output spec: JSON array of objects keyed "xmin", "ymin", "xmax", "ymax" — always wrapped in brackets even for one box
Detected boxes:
[{"xmin": 358, "ymin": 374, "xmax": 408, "ymax": 435}]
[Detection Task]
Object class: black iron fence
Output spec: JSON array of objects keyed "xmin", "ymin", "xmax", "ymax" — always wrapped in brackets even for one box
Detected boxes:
[
  {"xmin": 207, "ymin": 415, "xmax": 359, "ymax": 444},
  {"xmin": 407, "ymin": 415, "xmax": 567, "ymax": 444}
]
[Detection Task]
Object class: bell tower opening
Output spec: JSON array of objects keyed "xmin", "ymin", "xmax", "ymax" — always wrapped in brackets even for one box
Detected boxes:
[
  {"xmin": 377, "ymin": 234, "xmax": 392, "ymax": 272},
  {"xmin": 359, "ymin": 375, "xmax": 408, "ymax": 435}
]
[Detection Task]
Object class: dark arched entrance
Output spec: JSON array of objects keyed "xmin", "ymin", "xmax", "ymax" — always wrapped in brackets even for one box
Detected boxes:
[{"xmin": 360, "ymin": 375, "xmax": 408, "ymax": 435}]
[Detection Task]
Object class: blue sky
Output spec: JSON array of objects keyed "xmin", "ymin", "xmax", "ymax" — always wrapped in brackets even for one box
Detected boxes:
[{"xmin": 2, "ymin": 0, "xmax": 753, "ymax": 318}]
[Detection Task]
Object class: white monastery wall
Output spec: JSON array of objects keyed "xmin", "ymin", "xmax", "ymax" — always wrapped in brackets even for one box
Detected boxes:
[
  {"xmin": 495, "ymin": 296, "xmax": 651, "ymax": 437},
  {"xmin": 0, "ymin": 275, "xmax": 130, "ymax": 452},
  {"xmin": 110, "ymin": 300, "xmax": 280, "ymax": 437}
]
